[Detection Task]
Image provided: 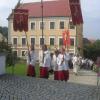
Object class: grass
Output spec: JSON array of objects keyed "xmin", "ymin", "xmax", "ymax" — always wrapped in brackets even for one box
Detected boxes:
[{"xmin": 6, "ymin": 63, "xmax": 40, "ymax": 77}]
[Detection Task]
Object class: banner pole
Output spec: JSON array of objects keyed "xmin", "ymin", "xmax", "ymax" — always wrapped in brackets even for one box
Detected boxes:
[
  {"xmin": 66, "ymin": 0, "xmax": 71, "ymax": 53},
  {"xmin": 67, "ymin": 17, "xmax": 71, "ymax": 53},
  {"xmin": 41, "ymin": 0, "xmax": 44, "ymax": 45},
  {"xmin": 75, "ymin": 24, "xmax": 78, "ymax": 55},
  {"xmin": 25, "ymin": 31, "xmax": 31, "ymax": 62}
]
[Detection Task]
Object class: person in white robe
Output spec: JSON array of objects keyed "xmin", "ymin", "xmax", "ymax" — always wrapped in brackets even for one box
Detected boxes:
[
  {"xmin": 39, "ymin": 44, "xmax": 51, "ymax": 79},
  {"xmin": 56, "ymin": 52, "xmax": 64, "ymax": 81},
  {"xmin": 52, "ymin": 50, "xmax": 59, "ymax": 80},
  {"xmin": 56, "ymin": 48, "xmax": 70, "ymax": 81},
  {"xmin": 27, "ymin": 45, "xmax": 36, "ymax": 77},
  {"xmin": 72, "ymin": 54, "xmax": 80, "ymax": 75},
  {"xmin": 64, "ymin": 51, "xmax": 70, "ymax": 81}
]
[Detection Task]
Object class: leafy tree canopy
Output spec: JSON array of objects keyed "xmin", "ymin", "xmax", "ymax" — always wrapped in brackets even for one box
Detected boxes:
[
  {"xmin": 83, "ymin": 39, "xmax": 100, "ymax": 61},
  {"xmin": 0, "ymin": 26, "xmax": 8, "ymax": 39},
  {"xmin": 0, "ymin": 39, "xmax": 15, "ymax": 66}
]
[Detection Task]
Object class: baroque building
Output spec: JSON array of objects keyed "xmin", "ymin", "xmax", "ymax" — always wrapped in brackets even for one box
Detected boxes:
[{"xmin": 8, "ymin": 0, "xmax": 83, "ymax": 58}]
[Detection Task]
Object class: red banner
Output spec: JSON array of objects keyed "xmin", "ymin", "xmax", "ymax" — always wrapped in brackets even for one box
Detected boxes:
[
  {"xmin": 62, "ymin": 30, "xmax": 70, "ymax": 47},
  {"xmin": 69, "ymin": 0, "xmax": 83, "ymax": 25},
  {"xmin": 69, "ymin": 0, "xmax": 79, "ymax": 3},
  {"xmin": 13, "ymin": 9, "xmax": 28, "ymax": 32}
]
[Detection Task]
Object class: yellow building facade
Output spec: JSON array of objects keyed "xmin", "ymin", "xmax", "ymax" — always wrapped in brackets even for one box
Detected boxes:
[{"xmin": 8, "ymin": 1, "xmax": 83, "ymax": 58}]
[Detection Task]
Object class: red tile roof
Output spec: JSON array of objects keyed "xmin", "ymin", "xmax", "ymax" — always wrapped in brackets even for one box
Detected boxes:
[{"xmin": 9, "ymin": 0, "xmax": 71, "ymax": 18}]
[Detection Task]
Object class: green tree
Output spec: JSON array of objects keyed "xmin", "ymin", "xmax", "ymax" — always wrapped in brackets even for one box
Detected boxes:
[
  {"xmin": 0, "ymin": 39, "xmax": 15, "ymax": 66},
  {"xmin": 83, "ymin": 40, "xmax": 100, "ymax": 61},
  {"xmin": 0, "ymin": 26, "xmax": 8, "ymax": 39},
  {"xmin": 93, "ymin": 40, "xmax": 100, "ymax": 48}
]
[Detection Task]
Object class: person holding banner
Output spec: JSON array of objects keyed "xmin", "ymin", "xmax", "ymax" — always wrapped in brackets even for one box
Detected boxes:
[
  {"xmin": 39, "ymin": 44, "xmax": 51, "ymax": 79},
  {"xmin": 27, "ymin": 45, "xmax": 36, "ymax": 77},
  {"xmin": 64, "ymin": 50, "xmax": 71, "ymax": 81},
  {"xmin": 56, "ymin": 47, "xmax": 70, "ymax": 81},
  {"xmin": 62, "ymin": 47, "xmax": 70, "ymax": 81}
]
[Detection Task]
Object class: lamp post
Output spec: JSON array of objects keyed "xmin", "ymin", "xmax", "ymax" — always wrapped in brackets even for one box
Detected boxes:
[{"xmin": 41, "ymin": 0, "xmax": 44, "ymax": 45}]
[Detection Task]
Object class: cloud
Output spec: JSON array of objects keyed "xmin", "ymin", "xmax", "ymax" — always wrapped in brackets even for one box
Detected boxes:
[
  {"xmin": 0, "ymin": 0, "xmax": 17, "ymax": 8},
  {"xmin": 0, "ymin": 0, "xmax": 100, "ymax": 39},
  {"xmin": 81, "ymin": 0, "xmax": 100, "ymax": 18},
  {"xmin": 0, "ymin": 0, "xmax": 57, "ymax": 26},
  {"xmin": 80, "ymin": 0, "xmax": 100, "ymax": 39},
  {"xmin": 83, "ymin": 16, "xmax": 100, "ymax": 39}
]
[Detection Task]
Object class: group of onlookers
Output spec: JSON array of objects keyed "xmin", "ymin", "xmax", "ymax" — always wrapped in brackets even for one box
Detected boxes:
[
  {"xmin": 81, "ymin": 58, "xmax": 94, "ymax": 70},
  {"xmin": 72, "ymin": 55, "xmax": 94, "ymax": 75}
]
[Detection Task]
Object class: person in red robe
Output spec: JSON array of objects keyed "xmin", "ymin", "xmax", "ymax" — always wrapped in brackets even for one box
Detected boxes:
[
  {"xmin": 56, "ymin": 47, "xmax": 70, "ymax": 81},
  {"xmin": 52, "ymin": 50, "xmax": 59, "ymax": 80},
  {"xmin": 27, "ymin": 45, "xmax": 36, "ymax": 77},
  {"xmin": 39, "ymin": 45, "xmax": 51, "ymax": 79}
]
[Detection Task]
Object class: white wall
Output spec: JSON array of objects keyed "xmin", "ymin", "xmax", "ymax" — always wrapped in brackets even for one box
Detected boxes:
[{"xmin": 0, "ymin": 55, "xmax": 6, "ymax": 75}]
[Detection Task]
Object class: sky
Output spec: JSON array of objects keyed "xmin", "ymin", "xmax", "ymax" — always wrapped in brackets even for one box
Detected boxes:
[{"xmin": 0, "ymin": 0, "xmax": 100, "ymax": 39}]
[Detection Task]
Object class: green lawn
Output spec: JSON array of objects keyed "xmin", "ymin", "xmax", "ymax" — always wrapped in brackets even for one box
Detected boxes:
[{"xmin": 6, "ymin": 63, "xmax": 40, "ymax": 77}]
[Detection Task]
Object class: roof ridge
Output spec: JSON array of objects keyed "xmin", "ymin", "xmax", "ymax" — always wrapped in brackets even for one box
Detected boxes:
[
  {"xmin": 8, "ymin": 0, "xmax": 78, "ymax": 19},
  {"xmin": 21, "ymin": 0, "xmax": 58, "ymax": 5}
]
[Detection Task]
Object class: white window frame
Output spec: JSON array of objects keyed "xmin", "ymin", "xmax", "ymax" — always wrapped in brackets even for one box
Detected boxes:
[
  {"xmin": 12, "ymin": 36, "xmax": 18, "ymax": 46},
  {"xmin": 21, "ymin": 36, "xmax": 26, "ymax": 46},
  {"xmin": 59, "ymin": 20, "xmax": 65, "ymax": 29},
  {"xmin": 70, "ymin": 37, "xmax": 75, "ymax": 47},
  {"xmin": 58, "ymin": 36, "xmax": 75, "ymax": 53},
  {"xmin": 39, "ymin": 36, "xmax": 45, "ymax": 46},
  {"xmin": 69, "ymin": 21, "xmax": 75, "ymax": 29},
  {"xmin": 49, "ymin": 36, "xmax": 55, "ymax": 46},
  {"xmin": 70, "ymin": 36, "xmax": 75, "ymax": 54},
  {"xmin": 30, "ymin": 36, "xmax": 36, "ymax": 45},
  {"xmin": 58, "ymin": 36, "xmax": 63, "ymax": 49},
  {"xmin": 49, "ymin": 21, "xmax": 56, "ymax": 30},
  {"xmin": 39, "ymin": 21, "xmax": 46, "ymax": 30},
  {"xmin": 30, "ymin": 21, "xmax": 36, "ymax": 30},
  {"xmin": 21, "ymin": 50, "xmax": 27, "ymax": 57}
]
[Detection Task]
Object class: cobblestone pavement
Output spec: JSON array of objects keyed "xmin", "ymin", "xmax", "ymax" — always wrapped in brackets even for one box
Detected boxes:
[{"xmin": 0, "ymin": 72, "xmax": 100, "ymax": 100}]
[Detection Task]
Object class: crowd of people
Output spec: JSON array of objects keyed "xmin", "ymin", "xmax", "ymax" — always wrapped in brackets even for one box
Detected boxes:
[{"xmin": 26, "ymin": 44, "xmax": 94, "ymax": 82}]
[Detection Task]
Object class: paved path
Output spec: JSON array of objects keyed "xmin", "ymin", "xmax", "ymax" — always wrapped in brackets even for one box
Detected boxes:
[
  {"xmin": 0, "ymin": 70, "xmax": 99, "ymax": 100},
  {"xmin": 49, "ymin": 70, "xmax": 98, "ymax": 86},
  {"xmin": 68, "ymin": 70, "xmax": 98, "ymax": 86}
]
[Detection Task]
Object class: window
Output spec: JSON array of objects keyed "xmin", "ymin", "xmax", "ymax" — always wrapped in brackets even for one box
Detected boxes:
[
  {"xmin": 50, "ymin": 22, "xmax": 55, "ymax": 29},
  {"xmin": 70, "ymin": 38, "xmax": 74, "ymax": 46},
  {"xmin": 31, "ymin": 22, "xmax": 35, "ymax": 30},
  {"xmin": 40, "ymin": 22, "xmax": 45, "ymax": 30},
  {"xmin": 22, "ymin": 38, "xmax": 26, "ymax": 46},
  {"xmin": 22, "ymin": 51, "xmax": 26, "ymax": 57},
  {"xmin": 60, "ymin": 21, "xmax": 64, "ymax": 29},
  {"xmin": 40, "ymin": 38, "xmax": 44, "ymax": 45},
  {"xmin": 59, "ymin": 38, "xmax": 63, "ymax": 46},
  {"xmin": 13, "ymin": 38, "xmax": 17, "ymax": 45},
  {"xmin": 31, "ymin": 38, "xmax": 35, "ymax": 45},
  {"xmin": 50, "ymin": 38, "xmax": 54, "ymax": 45},
  {"xmin": 69, "ymin": 21, "xmax": 75, "ymax": 29}
]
